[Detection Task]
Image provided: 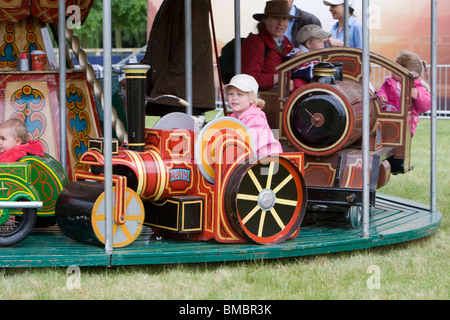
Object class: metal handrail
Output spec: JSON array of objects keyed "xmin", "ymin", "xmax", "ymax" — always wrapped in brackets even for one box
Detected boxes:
[{"xmin": 0, "ymin": 202, "xmax": 43, "ymax": 209}]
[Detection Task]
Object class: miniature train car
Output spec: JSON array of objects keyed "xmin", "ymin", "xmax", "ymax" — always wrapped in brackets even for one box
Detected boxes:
[
  {"xmin": 263, "ymin": 48, "xmax": 415, "ymax": 227},
  {"xmin": 55, "ymin": 65, "xmax": 307, "ymax": 248},
  {"xmin": 0, "ymin": 154, "xmax": 69, "ymax": 246}
]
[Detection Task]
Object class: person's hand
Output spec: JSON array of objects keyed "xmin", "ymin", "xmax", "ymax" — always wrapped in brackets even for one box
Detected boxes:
[
  {"xmin": 378, "ymin": 96, "xmax": 388, "ymax": 104},
  {"xmin": 273, "ymin": 74, "xmax": 279, "ymax": 86},
  {"xmin": 325, "ymin": 37, "xmax": 344, "ymax": 48},
  {"xmin": 411, "ymin": 87, "xmax": 419, "ymax": 99}
]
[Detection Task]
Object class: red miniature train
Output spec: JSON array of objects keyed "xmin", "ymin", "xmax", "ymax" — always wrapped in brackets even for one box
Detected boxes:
[{"xmin": 55, "ymin": 64, "xmax": 307, "ymax": 248}]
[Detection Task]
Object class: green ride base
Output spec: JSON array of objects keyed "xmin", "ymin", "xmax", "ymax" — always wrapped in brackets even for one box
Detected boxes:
[{"xmin": 0, "ymin": 194, "xmax": 442, "ymax": 268}]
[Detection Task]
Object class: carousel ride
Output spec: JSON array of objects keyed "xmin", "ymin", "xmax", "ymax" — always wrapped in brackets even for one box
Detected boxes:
[{"xmin": 0, "ymin": 0, "xmax": 441, "ymax": 267}]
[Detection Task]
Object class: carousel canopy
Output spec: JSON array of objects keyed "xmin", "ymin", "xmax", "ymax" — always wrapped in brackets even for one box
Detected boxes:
[{"xmin": 0, "ymin": 0, "xmax": 94, "ymax": 24}]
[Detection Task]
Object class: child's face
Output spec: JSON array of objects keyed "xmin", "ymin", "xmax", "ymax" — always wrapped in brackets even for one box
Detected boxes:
[
  {"xmin": 227, "ymin": 87, "xmax": 253, "ymax": 117},
  {"xmin": 306, "ymin": 38, "xmax": 326, "ymax": 51},
  {"xmin": 0, "ymin": 127, "xmax": 21, "ymax": 153}
]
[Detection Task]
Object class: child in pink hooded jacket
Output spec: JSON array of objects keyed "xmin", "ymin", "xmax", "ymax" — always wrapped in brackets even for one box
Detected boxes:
[
  {"xmin": 224, "ymin": 74, "xmax": 283, "ymax": 157},
  {"xmin": 377, "ymin": 50, "xmax": 431, "ymax": 137}
]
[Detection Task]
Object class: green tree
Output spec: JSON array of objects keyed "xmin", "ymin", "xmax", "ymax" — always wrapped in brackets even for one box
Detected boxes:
[
  {"xmin": 75, "ymin": 0, "xmax": 148, "ymax": 49},
  {"xmin": 111, "ymin": 0, "xmax": 148, "ymax": 48}
]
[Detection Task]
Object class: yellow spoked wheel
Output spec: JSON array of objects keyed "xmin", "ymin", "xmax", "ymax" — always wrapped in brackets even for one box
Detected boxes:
[
  {"xmin": 224, "ymin": 156, "xmax": 307, "ymax": 244},
  {"xmin": 91, "ymin": 187, "xmax": 145, "ymax": 248}
]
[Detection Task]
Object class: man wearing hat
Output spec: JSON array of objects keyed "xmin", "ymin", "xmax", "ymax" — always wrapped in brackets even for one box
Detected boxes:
[
  {"xmin": 323, "ymin": 0, "xmax": 362, "ymax": 49},
  {"xmin": 274, "ymin": 0, "xmax": 322, "ymax": 47},
  {"xmin": 241, "ymin": 1, "xmax": 297, "ymax": 91}
]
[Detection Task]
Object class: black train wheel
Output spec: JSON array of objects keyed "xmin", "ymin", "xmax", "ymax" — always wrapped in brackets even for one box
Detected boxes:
[
  {"xmin": 224, "ymin": 156, "xmax": 307, "ymax": 244},
  {"xmin": 56, "ymin": 181, "xmax": 144, "ymax": 248},
  {"xmin": 0, "ymin": 199, "xmax": 37, "ymax": 246}
]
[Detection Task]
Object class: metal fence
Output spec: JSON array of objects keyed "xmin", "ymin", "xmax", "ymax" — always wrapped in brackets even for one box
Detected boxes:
[{"xmin": 429, "ymin": 65, "xmax": 450, "ymax": 118}]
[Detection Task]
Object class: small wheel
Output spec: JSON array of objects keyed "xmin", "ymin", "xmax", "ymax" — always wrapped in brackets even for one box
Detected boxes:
[
  {"xmin": 0, "ymin": 199, "xmax": 37, "ymax": 246},
  {"xmin": 225, "ymin": 156, "xmax": 307, "ymax": 244},
  {"xmin": 91, "ymin": 187, "xmax": 145, "ymax": 248},
  {"xmin": 346, "ymin": 206, "xmax": 362, "ymax": 228}
]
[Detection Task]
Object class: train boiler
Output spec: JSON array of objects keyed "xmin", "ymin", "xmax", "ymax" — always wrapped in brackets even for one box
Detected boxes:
[
  {"xmin": 269, "ymin": 48, "xmax": 416, "ymax": 227},
  {"xmin": 55, "ymin": 64, "xmax": 307, "ymax": 248}
]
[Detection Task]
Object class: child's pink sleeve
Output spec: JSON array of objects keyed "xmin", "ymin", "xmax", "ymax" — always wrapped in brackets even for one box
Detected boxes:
[
  {"xmin": 244, "ymin": 115, "xmax": 266, "ymax": 132},
  {"xmin": 376, "ymin": 81, "xmax": 388, "ymax": 99},
  {"xmin": 245, "ymin": 116, "xmax": 283, "ymax": 156},
  {"xmin": 413, "ymin": 85, "xmax": 431, "ymax": 113}
]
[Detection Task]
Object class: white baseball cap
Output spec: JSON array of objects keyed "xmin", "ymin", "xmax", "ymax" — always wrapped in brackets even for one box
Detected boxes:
[
  {"xmin": 223, "ymin": 74, "xmax": 259, "ymax": 95},
  {"xmin": 323, "ymin": 0, "xmax": 354, "ymax": 8}
]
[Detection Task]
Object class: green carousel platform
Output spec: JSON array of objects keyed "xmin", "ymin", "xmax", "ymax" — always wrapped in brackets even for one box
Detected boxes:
[{"xmin": 0, "ymin": 194, "xmax": 442, "ymax": 268}]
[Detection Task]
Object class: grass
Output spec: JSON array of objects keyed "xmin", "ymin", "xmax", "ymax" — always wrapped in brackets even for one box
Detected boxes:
[{"xmin": 0, "ymin": 119, "xmax": 448, "ymax": 300}]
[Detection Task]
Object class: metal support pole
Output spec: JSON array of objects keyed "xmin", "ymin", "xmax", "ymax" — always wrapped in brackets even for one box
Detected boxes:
[
  {"xmin": 103, "ymin": 0, "xmax": 114, "ymax": 256},
  {"xmin": 430, "ymin": 0, "xmax": 438, "ymax": 220},
  {"xmin": 58, "ymin": 0, "xmax": 67, "ymax": 169},
  {"xmin": 234, "ymin": 0, "xmax": 241, "ymax": 75},
  {"xmin": 362, "ymin": 0, "xmax": 370, "ymax": 238},
  {"xmin": 185, "ymin": 0, "xmax": 193, "ymax": 115},
  {"xmin": 344, "ymin": 0, "xmax": 349, "ymax": 46}
]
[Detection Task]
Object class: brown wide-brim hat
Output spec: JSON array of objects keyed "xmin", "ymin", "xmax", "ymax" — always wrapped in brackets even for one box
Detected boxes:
[{"xmin": 253, "ymin": 1, "xmax": 299, "ymax": 22}]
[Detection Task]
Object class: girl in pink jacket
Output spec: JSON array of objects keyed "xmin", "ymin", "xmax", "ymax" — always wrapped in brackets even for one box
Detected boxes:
[
  {"xmin": 224, "ymin": 74, "xmax": 283, "ymax": 157},
  {"xmin": 377, "ymin": 50, "xmax": 431, "ymax": 137}
]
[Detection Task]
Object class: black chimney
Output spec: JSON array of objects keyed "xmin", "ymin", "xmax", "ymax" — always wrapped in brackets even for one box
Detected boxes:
[
  {"xmin": 122, "ymin": 64, "xmax": 150, "ymax": 152},
  {"xmin": 312, "ymin": 62, "xmax": 336, "ymax": 84}
]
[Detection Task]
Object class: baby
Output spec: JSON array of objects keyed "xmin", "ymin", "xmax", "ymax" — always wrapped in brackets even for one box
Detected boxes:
[
  {"xmin": 0, "ymin": 118, "xmax": 44, "ymax": 162},
  {"xmin": 377, "ymin": 50, "xmax": 431, "ymax": 137},
  {"xmin": 284, "ymin": 24, "xmax": 331, "ymax": 89},
  {"xmin": 224, "ymin": 74, "xmax": 282, "ymax": 157}
]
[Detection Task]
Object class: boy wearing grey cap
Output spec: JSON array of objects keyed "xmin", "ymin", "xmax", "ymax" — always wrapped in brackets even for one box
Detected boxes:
[{"xmin": 284, "ymin": 24, "xmax": 331, "ymax": 89}]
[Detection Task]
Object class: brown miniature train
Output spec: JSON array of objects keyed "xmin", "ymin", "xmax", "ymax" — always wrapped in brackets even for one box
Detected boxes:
[
  {"xmin": 262, "ymin": 48, "xmax": 414, "ymax": 227},
  {"xmin": 56, "ymin": 48, "xmax": 415, "ymax": 247}
]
